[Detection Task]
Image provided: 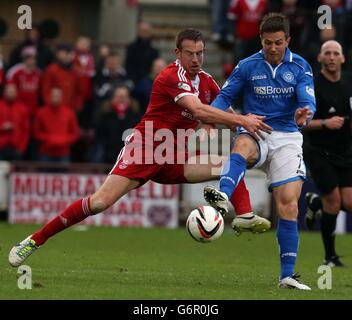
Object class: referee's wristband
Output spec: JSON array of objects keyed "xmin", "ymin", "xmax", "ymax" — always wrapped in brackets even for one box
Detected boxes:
[{"xmin": 320, "ymin": 119, "xmax": 327, "ymax": 128}]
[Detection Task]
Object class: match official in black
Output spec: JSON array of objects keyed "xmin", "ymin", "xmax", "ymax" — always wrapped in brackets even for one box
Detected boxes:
[{"xmin": 303, "ymin": 40, "xmax": 352, "ymax": 267}]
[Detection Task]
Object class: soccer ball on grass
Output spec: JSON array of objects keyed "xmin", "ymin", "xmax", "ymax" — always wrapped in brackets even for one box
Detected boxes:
[{"xmin": 186, "ymin": 206, "xmax": 224, "ymax": 242}]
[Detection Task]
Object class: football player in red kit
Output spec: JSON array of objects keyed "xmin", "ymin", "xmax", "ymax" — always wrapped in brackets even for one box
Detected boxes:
[{"xmin": 9, "ymin": 28, "xmax": 272, "ymax": 267}]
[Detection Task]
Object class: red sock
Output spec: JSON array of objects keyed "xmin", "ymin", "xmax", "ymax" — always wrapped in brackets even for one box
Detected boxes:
[
  {"xmin": 230, "ymin": 179, "xmax": 252, "ymax": 215},
  {"xmin": 31, "ymin": 197, "xmax": 92, "ymax": 246}
]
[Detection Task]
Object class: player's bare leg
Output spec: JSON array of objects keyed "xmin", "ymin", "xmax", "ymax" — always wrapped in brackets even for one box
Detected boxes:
[
  {"xmin": 183, "ymin": 154, "xmax": 226, "ymax": 182},
  {"xmin": 9, "ymin": 175, "xmax": 140, "ymax": 267}
]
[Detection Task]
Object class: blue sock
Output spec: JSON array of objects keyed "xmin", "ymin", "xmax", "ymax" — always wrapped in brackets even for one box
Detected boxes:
[
  {"xmin": 220, "ymin": 153, "xmax": 246, "ymax": 199},
  {"xmin": 277, "ymin": 218, "xmax": 299, "ymax": 279}
]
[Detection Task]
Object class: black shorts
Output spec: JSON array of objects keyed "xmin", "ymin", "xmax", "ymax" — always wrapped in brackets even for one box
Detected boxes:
[{"xmin": 303, "ymin": 144, "xmax": 352, "ymax": 194}]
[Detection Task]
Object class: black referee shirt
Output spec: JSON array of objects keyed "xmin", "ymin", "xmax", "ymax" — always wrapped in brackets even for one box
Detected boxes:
[{"xmin": 304, "ymin": 72, "xmax": 352, "ymax": 151}]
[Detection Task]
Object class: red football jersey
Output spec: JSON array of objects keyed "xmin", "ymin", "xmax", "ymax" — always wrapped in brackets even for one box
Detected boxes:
[
  {"xmin": 229, "ymin": 0, "xmax": 267, "ymax": 40},
  {"xmin": 7, "ymin": 63, "xmax": 42, "ymax": 117},
  {"xmin": 134, "ymin": 60, "xmax": 220, "ymax": 136}
]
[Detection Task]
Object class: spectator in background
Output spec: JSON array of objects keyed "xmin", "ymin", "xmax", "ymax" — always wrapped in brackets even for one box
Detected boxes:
[
  {"xmin": 94, "ymin": 52, "xmax": 133, "ymax": 117},
  {"xmin": 72, "ymin": 37, "xmax": 95, "ymax": 109},
  {"xmin": 6, "ymin": 46, "xmax": 42, "ymax": 120},
  {"xmin": 270, "ymin": 0, "xmax": 308, "ymax": 54},
  {"xmin": 125, "ymin": 22, "xmax": 159, "ymax": 83},
  {"xmin": 72, "ymin": 36, "xmax": 96, "ymax": 129},
  {"xmin": 322, "ymin": 0, "xmax": 346, "ymax": 46},
  {"xmin": 33, "ymin": 87, "xmax": 79, "ymax": 163},
  {"xmin": 209, "ymin": 0, "xmax": 234, "ymax": 47},
  {"xmin": 304, "ymin": 0, "xmax": 347, "ymax": 68},
  {"xmin": 228, "ymin": 0, "xmax": 267, "ymax": 63},
  {"xmin": 9, "ymin": 25, "xmax": 53, "ymax": 70},
  {"xmin": 0, "ymin": 83, "xmax": 29, "ymax": 160},
  {"xmin": 305, "ymin": 25, "xmax": 337, "ymax": 74},
  {"xmin": 95, "ymin": 44, "xmax": 111, "ymax": 72},
  {"xmin": 132, "ymin": 57, "xmax": 167, "ymax": 115},
  {"xmin": 95, "ymin": 86, "xmax": 140, "ymax": 164},
  {"xmin": 42, "ymin": 44, "xmax": 83, "ymax": 112}
]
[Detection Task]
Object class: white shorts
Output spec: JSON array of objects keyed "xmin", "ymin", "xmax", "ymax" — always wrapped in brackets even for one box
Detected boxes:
[{"xmin": 237, "ymin": 130, "xmax": 306, "ymax": 190}]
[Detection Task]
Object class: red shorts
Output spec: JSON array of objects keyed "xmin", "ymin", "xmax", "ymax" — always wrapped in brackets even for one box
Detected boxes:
[{"xmin": 109, "ymin": 133, "xmax": 191, "ymax": 185}]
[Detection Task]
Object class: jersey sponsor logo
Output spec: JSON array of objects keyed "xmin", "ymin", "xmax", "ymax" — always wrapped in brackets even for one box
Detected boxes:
[
  {"xmin": 254, "ymin": 86, "xmax": 266, "ymax": 94},
  {"xmin": 251, "ymin": 74, "xmax": 267, "ymax": 81},
  {"xmin": 254, "ymin": 86, "xmax": 294, "ymax": 95},
  {"xmin": 178, "ymin": 82, "xmax": 191, "ymax": 91},
  {"xmin": 282, "ymin": 71, "xmax": 294, "ymax": 83},
  {"xmin": 119, "ymin": 159, "xmax": 130, "ymax": 170},
  {"xmin": 305, "ymin": 85, "xmax": 315, "ymax": 97}
]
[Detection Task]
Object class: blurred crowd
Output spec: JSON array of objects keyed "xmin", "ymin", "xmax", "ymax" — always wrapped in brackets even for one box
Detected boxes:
[
  {"xmin": 0, "ymin": 22, "xmax": 166, "ymax": 164},
  {"xmin": 1, "ymin": 0, "xmax": 352, "ymax": 164},
  {"xmin": 210, "ymin": 0, "xmax": 352, "ymax": 76}
]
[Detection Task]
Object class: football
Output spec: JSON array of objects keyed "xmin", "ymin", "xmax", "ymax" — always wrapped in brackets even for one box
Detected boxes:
[{"xmin": 186, "ymin": 206, "xmax": 224, "ymax": 242}]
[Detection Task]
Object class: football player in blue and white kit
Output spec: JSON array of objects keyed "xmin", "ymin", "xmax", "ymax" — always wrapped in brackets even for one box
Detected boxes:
[{"xmin": 204, "ymin": 13, "xmax": 316, "ymax": 290}]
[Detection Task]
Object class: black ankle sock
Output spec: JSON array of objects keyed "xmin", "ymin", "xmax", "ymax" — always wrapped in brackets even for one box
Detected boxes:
[
  {"xmin": 311, "ymin": 195, "xmax": 323, "ymax": 212},
  {"xmin": 321, "ymin": 211, "xmax": 337, "ymax": 259}
]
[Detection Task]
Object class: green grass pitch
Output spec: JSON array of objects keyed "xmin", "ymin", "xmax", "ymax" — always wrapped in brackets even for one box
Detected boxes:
[{"xmin": 1, "ymin": 222, "xmax": 351, "ymax": 300}]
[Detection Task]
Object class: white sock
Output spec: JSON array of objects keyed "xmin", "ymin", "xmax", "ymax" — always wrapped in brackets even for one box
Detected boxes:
[{"xmin": 237, "ymin": 212, "xmax": 254, "ymax": 218}]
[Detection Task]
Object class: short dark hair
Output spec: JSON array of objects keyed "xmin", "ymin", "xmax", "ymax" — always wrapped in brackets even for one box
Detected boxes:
[
  {"xmin": 56, "ymin": 43, "xmax": 72, "ymax": 52},
  {"xmin": 175, "ymin": 28, "xmax": 205, "ymax": 50},
  {"xmin": 260, "ymin": 13, "xmax": 290, "ymax": 38},
  {"xmin": 107, "ymin": 51, "xmax": 120, "ymax": 58}
]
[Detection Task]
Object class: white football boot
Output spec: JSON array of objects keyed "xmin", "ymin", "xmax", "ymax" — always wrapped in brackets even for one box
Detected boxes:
[
  {"xmin": 9, "ymin": 235, "xmax": 38, "ymax": 267},
  {"xmin": 231, "ymin": 213, "xmax": 271, "ymax": 236},
  {"xmin": 278, "ymin": 273, "xmax": 311, "ymax": 290},
  {"xmin": 203, "ymin": 185, "xmax": 229, "ymax": 217}
]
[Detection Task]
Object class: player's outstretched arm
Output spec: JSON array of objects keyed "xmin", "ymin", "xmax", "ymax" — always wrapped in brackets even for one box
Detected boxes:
[
  {"xmin": 177, "ymin": 95, "xmax": 272, "ymax": 135},
  {"xmin": 304, "ymin": 116, "xmax": 345, "ymax": 131}
]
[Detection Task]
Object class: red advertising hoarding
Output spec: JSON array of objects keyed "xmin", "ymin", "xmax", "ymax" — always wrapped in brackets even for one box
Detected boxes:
[{"xmin": 9, "ymin": 173, "xmax": 179, "ymax": 228}]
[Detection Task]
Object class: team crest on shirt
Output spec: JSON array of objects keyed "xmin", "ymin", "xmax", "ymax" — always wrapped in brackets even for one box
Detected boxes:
[
  {"xmin": 119, "ymin": 160, "xmax": 129, "ymax": 170},
  {"xmin": 178, "ymin": 82, "xmax": 191, "ymax": 91},
  {"xmin": 282, "ymin": 71, "xmax": 294, "ymax": 83}
]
